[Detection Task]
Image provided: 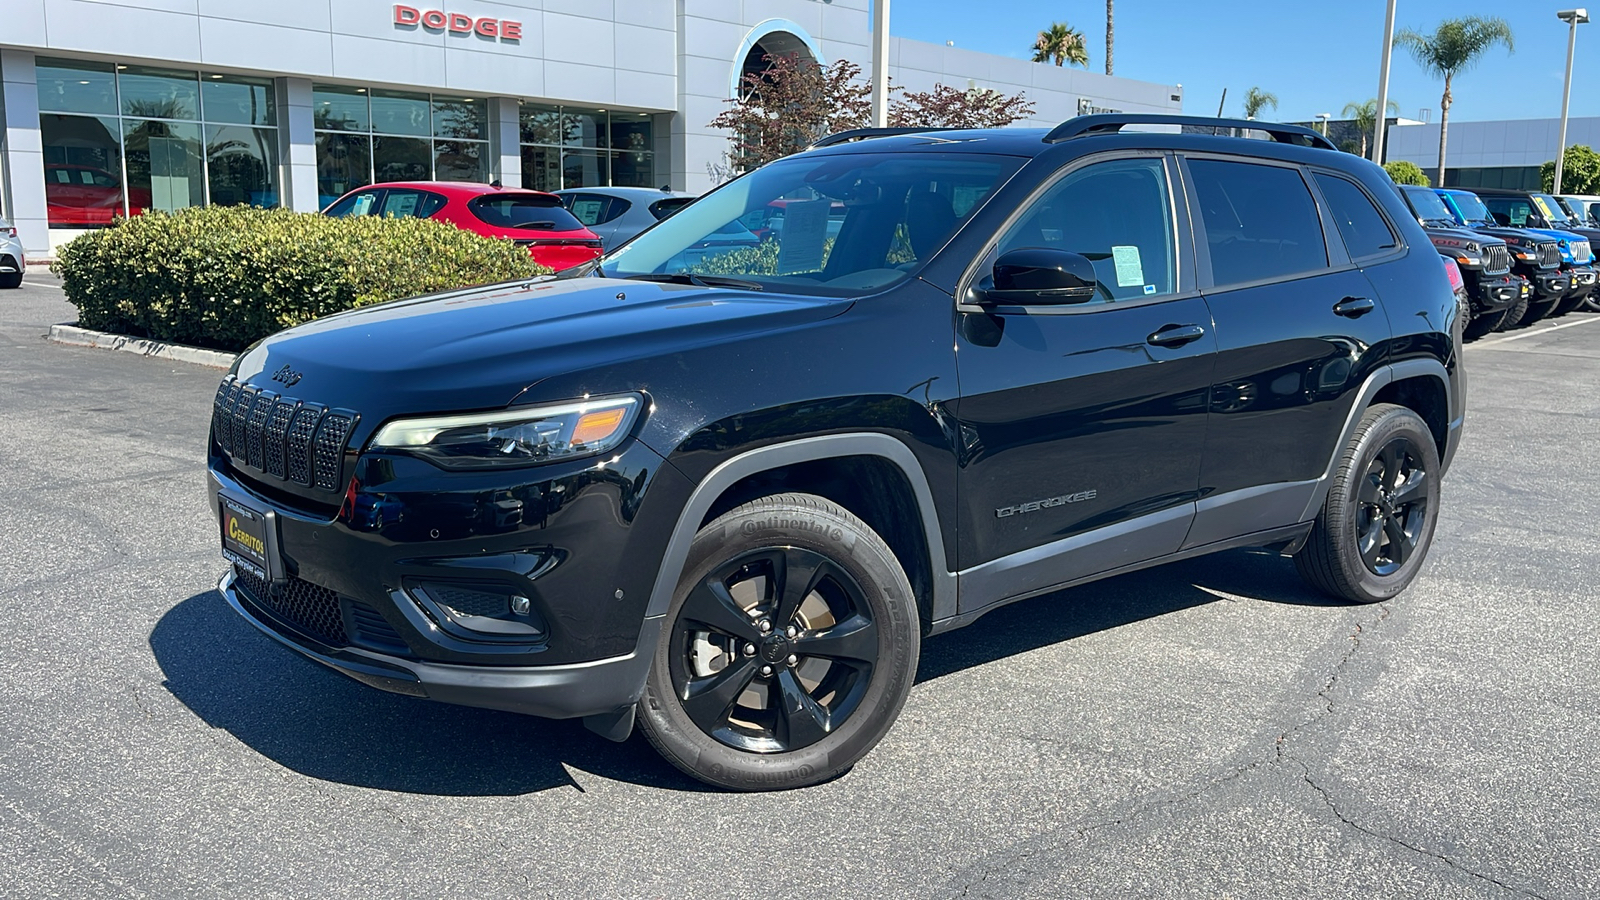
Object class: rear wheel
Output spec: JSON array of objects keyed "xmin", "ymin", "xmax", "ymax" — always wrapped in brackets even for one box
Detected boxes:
[
  {"xmin": 1463, "ymin": 308, "xmax": 1508, "ymax": 340},
  {"xmin": 1295, "ymin": 404, "xmax": 1440, "ymax": 604},
  {"xmin": 638, "ymin": 493, "xmax": 919, "ymax": 790},
  {"xmin": 0, "ymin": 272, "xmax": 21, "ymax": 289}
]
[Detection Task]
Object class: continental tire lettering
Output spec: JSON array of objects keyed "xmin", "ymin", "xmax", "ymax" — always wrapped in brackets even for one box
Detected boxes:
[
  {"xmin": 706, "ymin": 761, "xmax": 817, "ymax": 785},
  {"xmin": 734, "ymin": 516, "xmax": 856, "ymax": 548}
]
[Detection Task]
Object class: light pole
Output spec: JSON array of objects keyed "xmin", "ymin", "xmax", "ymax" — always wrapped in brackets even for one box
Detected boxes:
[
  {"xmin": 1316, "ymin": 113, "xmax": 1332, "ymax": 137},
  {"xmin": 1555, "ymin": 9, "xmax": 1589, "ymax": 194},
  {"xmin": 1372, "ymin": 0, "xmax": 1398, "ymax": 164},
  {"xmin": 871, "ymin": 0, "xmax": 890, "ymax": 127}
]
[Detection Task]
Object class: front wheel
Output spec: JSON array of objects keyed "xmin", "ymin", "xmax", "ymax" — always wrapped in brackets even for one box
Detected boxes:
[
  {"xmin": 1495, "ymin": 293, "xmax": 1530, "ymax": 331},
  {"xmin": 638, "ymin": 493, "xmax": 919, "ymax": 790},
  {"xmin": 1294, "ymin": 404, "xmax": 1441, "ymax": 604},
  {"xmin": 1463, "ymin": 308, "xmax": 1508, "ymax": 341},
  {"xmin": 1584, "ymin": 292, "xmax": 1600, "ymax": 313}
]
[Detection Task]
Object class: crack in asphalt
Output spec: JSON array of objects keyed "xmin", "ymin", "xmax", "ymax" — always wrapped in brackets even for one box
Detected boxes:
[{"xmin": 949, "ymin": 602, "xmax": 1547, "ymax": 899}]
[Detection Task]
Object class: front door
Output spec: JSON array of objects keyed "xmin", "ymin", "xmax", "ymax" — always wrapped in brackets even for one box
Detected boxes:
[{"xmin": 953, "ymin": 154, "xmax": 1216, "ymax": 611}]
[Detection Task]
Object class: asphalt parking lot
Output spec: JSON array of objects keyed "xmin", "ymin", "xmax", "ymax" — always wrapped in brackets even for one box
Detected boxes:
[{"xmin": 2, "ymin": 272, "xmax": 1597, "ymax": 899}]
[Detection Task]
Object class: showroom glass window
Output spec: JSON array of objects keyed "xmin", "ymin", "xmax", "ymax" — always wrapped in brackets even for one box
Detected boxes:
[
  {"xmin": 311, "ymin": 87, "xmax": 487, "ymax": 207},
  {"xmin": 519, "ymin": 103, "xmax": 655, "ymax": 191},
  {"xmin": 35, "ymin": 59, "xmax": 279, "ymax": 227}
]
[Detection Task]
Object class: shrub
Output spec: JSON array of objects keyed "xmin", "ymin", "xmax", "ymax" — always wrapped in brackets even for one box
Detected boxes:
[
  {"xmin": 1384, "ymin": 161, "xmax": 1432, "ymax": 187},
  {"xmin": 52, "ymin": 206, "xmax": 550, "ymax": 351}
]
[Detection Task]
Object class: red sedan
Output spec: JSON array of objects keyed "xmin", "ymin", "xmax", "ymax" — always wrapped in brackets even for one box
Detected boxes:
[{"xmin": 323, "ymin": 181, "xmax": 603, "ymax": 271}]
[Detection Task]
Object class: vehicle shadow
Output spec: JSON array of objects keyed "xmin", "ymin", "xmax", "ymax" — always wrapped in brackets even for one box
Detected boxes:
[
  {"xmin": 150, "ymin": 549, "xmax": 1341, "ymax": 796},
  {"xmin": 149, "ymin": 589, "xmax": 710, "ymax": 796},
  {"xmin": 915, "ymin": 548, "xmax": 1347, "ymax": 684}
]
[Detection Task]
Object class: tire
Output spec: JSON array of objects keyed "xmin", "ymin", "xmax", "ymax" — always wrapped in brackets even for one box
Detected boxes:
[
  {"xmin": 1495, "ymin": 293, "xmax": 1529, "ymax": 331},
  {"xmin": 1519, "ymin": 295, "xmax": 1561, "ymax": 327},
  {"xmin": 0, "ymin": 272, "xmax": 21, "ymax": 289},
  {"xmin": 1552, "ymin": 291, "xmax": 1588, "ymax": 317},
  {"xmin": 637, "ymin": 492, "xmax": 919, "ymax": 790},
  {"xmin": 1294, "ymin": 404, "xmax": 1441, "ymax": 604},
  {"xmin": 1463, "ymin": 308, "xmax": 1508, "ymax": 341},
  {"xmin": 1585, "ymin": 293, "xmax": 1600, "ymax": 313}
]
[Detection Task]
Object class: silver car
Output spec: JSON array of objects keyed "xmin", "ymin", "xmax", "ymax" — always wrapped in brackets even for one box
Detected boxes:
[
  {"xmin": 555, "ymin": 187, "xmax": 700, "ymax": 250},
  {"xmin": 0, "ymin": 219, "xmax": 25, "ymax": 289}
]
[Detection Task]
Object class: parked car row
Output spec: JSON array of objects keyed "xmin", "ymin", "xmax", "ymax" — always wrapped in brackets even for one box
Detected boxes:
[{"xmin": 1395, "ymin": 184, "xmax": 1600, "ymax": 340}]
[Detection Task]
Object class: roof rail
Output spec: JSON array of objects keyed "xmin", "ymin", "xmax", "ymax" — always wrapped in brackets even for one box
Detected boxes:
[
  {"xmin": 809, "ymin": 126, "xmax": 970, "ymax": 149},
  {"xmin": 1043, "ymin": 114, "xmax": 1339, "ymax": 151}
]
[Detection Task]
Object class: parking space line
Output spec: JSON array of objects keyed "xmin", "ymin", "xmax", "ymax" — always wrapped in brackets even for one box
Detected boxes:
[{"xmin": 1473, "ymin": 314, "xmax": 1600, "ymax": 346}]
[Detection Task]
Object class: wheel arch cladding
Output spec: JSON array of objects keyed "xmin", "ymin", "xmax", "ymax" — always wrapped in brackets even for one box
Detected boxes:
[
  {"xmin": 1371, "ymin": 373, "xmax": 1449, "ymax": 460},
  {"xmin": 698, "ymin": 454, "xmax": 937, "ymax": 632},
  {"xmin": 644, "ymin": 434, "xmax": 956, "ymax": 630}
]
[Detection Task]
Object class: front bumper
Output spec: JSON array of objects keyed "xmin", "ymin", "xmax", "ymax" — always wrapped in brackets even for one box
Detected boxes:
[
  {"xmin": 1565, "ymin": 266, "xmax": 1597, "ymax": 298},
  {"xmin": 220, "ymin": 567, "xmax": 662, "ymax": 720},
  {"xmin": 1530, "ymin": 270, "xmax": 1570, "ymax": 299},
  {"xmin": 1464, "ymin": 271, "xmax": 1520, "ymax": 314}
]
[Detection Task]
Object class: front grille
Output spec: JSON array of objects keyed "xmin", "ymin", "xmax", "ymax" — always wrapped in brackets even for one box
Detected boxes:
[
  {"xmin": 1483, "ymin": 244, "xmax": 1511, "ymax": 275},
  {"xmin": 233, "ymin": 564, "xmax": 348, "ymax": 646},
  {"xmin": 1538, "ymin": 242, "xmax": 1562, "ymax": 269},
  {"xmin": 211, "ymin": 376, "xmax": 357, "ymax": 493}
]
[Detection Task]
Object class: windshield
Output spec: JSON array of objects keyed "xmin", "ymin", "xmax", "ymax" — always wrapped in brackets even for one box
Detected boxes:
[
  {"xmin": 1403, "ymin": 186, "xmax": 1456, "ymax": 224},
  {"xmin": 1532, "ymin": 194, "xmax": 1576, "ymax": 227},
  {"xmin": 1450, "ymin": 192, "xmax": 1494, "ymax": 225},
  {"xmin": 602, "ymin": 152, "xmax": 1022, "ymax": 296}
]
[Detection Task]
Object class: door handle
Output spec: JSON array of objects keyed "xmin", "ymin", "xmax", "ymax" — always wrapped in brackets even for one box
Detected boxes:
[
  {"xmin": 1146, "ymin": 323, "xmax": 1207, "ymax": 347},
  {"xmin": 1334, "ymin": 296, "xmax": 1376, "ymax": 318}
]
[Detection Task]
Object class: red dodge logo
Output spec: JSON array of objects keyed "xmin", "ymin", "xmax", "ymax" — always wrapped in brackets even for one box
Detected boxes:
[{"xmin": 394, "ymin": 5, "xmax": 523, "ymax": 40}]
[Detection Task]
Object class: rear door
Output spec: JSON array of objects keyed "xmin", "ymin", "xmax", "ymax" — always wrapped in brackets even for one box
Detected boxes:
[
  {"xmin": 1181, "ymin": 155, "xmax": 1393, "ymax": 548},
  {"xmin": 952, "ymin": 152, "xmax": 1216, "ymax": 609}
]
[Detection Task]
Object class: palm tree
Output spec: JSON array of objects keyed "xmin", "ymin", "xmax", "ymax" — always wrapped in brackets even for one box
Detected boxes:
[
  {"xmin": 1241, "ymin": 87, "xmax": 1278, "ymax": 120},
  {"xmin": 1105, "ymin": 0, "xmax": 1114, "ymax": 75},
  {"xmin": 1032, "ymin": 23, "xmax": 1090, "ymax": 68},
  {"xmin": 1340, "ymin": 98, "xmax": 1401, "ymax": 159},
  {"xmin": 1394, "ymin": 16, "xmax": 1514, "ymax": 187}
]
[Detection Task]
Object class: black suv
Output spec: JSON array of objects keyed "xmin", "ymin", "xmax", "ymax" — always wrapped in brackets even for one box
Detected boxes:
[{"xmin": 208, "ymin": 115, "xmax": 1463, "ymax": 790}]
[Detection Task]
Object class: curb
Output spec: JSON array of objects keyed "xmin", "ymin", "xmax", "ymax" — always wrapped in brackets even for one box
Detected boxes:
[{"xmin": 47, "ymin": 324, "xmax": 237, "ymax": 370}]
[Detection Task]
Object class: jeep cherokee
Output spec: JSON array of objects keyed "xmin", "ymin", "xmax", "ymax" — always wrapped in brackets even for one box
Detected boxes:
[{"xmin": 207, "ymin": 114, "xmax": 1464, "ymax": 790}]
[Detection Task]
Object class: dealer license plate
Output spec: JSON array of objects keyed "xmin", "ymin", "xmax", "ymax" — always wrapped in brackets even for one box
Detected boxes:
[{"xmin": 220, "ymin": 496, "xmax": 270, "ymax": 574}]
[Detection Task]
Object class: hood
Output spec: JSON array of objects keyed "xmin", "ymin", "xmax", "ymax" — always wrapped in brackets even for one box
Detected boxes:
[
  {"xmin": 1420, "ymin": 225, "xmax": 1506, "ymax": 248},
  {"xmin": 231, "ymin": 276, "xmax": 852, "ymax": 415}
]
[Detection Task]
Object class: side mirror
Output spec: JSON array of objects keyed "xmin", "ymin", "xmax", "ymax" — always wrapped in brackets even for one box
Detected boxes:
[{"xmin": 983, "ymin": 247, "xmax": 1099, "ymax": 305}]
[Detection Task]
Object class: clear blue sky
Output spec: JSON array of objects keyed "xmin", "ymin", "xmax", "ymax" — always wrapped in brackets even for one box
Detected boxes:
[{"xmin": 889, "ymin": 1, "xmax": 1596, "ymax": 123}]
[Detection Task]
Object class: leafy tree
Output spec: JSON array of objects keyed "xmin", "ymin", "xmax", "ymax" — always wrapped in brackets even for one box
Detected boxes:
[
  {"xmin": 1105, "ymin": 0, "xmax": 1114, "ymax": 75},
  {"xmin": 891, "ymin": 84, "xmax": 1035, "ymax": 129},
  {"xmin": 1395, "ymin": 16, "xmax": 1514, "ymax": 187},
  {"xmin": 1541, "ymin": 144, "xmax": 1600, "ymax": 194},
  {"xmin": 1032, "ymin": 23, "xmax": 1089, "ymax": 68},
  {"xmin": 1241, "ymin": 87, "xmax": 1277, "ymax": 120},
  {"xmin": 1341, "ymin": 98, "xmax": 1401, "ymax": 159},
  {"xmin": 707, "ymin": 57, "xmax": 1036, "ymax": 178},
  {"xmin": 1384, "ymin": 160, "xmax": 1431, "ymax": 186},
  {"xmin": 707, "ymin": 54, "xmax": 873, "ymax": 175}
]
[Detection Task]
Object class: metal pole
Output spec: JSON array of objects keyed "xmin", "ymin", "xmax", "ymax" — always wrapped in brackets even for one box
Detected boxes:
[
  {"xmin": 871, "ymin": 0, "xmax": 890, "ymax": 127},
  {"xmin": 1555, "ymin": 15, "xmax": 1581, "ymax": 194},
  {"xmin": 1372, "ymin": 0, "xmax": 1398, "ymax": 165}
]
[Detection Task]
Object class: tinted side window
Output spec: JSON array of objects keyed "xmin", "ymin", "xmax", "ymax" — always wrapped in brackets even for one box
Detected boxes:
[
  {"xmin": 1314, "ymin": 174, "xmax": 1398, "ymax": 260},
  {"xmin": 995, "ymin": 157, "xmax": 1176, "ymax": 302},
  {"xmin": 1188, "ymin": 159, "xmax": 1328, "ymax": 286},
  {"xmin": 566, "ymin": 193, "xmax": 611, "ymax": 226},
  {"xmin": 378, "ymin": 189, "xmax": 438, "ymax": 218},
  {"xmin": 649, "ymin": 197, "xmax": 693, "ymax": 220}
]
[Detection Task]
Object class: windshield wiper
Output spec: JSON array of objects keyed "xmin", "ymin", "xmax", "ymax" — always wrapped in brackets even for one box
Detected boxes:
[{"xmin": 624, "ymin": 272, "xmax": 765, "ymax": 291}]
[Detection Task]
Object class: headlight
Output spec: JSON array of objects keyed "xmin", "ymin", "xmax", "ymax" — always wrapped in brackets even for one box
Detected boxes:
[{"xmin": 369, "ymin": 394, "xmax": 643, "ymax": 469}]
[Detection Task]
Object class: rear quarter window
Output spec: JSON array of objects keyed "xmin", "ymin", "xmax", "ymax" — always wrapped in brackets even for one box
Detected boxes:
[
  {"xmin": 470, "ymin": 195, "xmax": 585, "ymax": 231},
  {"xmin": 648, "ymin": 197, "xmax": 694, "ymax": 220},
  {"xmin": 1314, "ymin": 173, "xmax": 1399, "ymax": 260}
]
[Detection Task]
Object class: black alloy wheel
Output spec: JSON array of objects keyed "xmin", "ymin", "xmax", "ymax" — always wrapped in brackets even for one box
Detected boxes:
[
  {"xmin": 1352, "ymin": 438, "xmax": 1431, "ymax": 576},
  {"xmin": 669, "ymin": 546, "xmax": 878, "ymax": 753},
  {"xmin": 638, "ymin": 493, "xmax": 918, "ymax": 790},
  {"xmin": 1295, "ymin": 404, "xmax": 1441, "ymax": 604}
]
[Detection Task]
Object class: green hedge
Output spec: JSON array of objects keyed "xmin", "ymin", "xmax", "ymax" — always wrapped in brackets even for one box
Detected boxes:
[{"xmin": 53, "ymin": 206, "xmax": 550, "ymax": 351}]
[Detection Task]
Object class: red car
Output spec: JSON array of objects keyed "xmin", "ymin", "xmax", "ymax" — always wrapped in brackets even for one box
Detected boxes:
[{"xmin": 323, "ymin": 181, "xmax": 603, "ymax": 271}]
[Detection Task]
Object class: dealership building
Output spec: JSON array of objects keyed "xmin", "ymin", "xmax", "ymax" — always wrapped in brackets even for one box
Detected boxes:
[{"xmin": 0, "ymin": 0, "xmax": 1182, "ymax": 258}]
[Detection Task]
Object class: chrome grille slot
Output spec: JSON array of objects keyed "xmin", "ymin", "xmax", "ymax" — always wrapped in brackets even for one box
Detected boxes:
[
  {"xmin": 1538, "ymin": 242, "xmax": 1562, "ymax": 268},
  {"xmin": 1484, "ymin": 245, "xmax": 1511, "ymax": 275}
]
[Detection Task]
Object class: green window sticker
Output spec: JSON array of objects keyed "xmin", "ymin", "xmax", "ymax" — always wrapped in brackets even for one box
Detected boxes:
[{"xmin": 1111, "ymin": 245, "xmax": 1144, "ymax": 287}]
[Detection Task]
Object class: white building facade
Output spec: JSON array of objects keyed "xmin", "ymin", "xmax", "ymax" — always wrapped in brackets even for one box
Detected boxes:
[
  {"xmin": 1385, "ymin": 116, "xmax": 1600, "ymax": 191},
  {"xmin": 0, "ymin": 0, "xmax": 1183, "ymax": 258}
]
